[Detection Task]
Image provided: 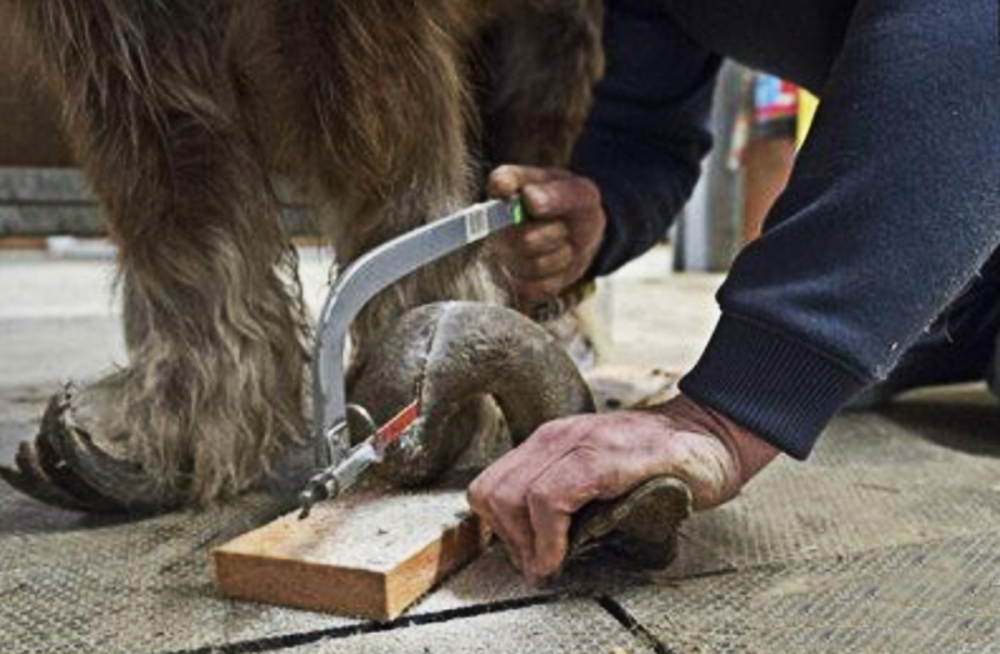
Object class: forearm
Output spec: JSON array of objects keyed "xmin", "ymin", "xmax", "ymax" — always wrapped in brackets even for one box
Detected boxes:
[
  {"xmin": 574, "ymin": 136, "xmax": 706, "ymax": 277},
  {"xmin": 680, "ymin": 0, "xmax": 1000, "ymax": 459},
  {"xmin": 570, "ymin": 0, "xmax": 720, "ymax": 277}
]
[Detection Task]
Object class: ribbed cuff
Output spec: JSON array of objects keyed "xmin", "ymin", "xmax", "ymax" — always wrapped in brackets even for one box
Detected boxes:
[{"xmin": 678, "ymin": 314, "xmax": 870, "ymax": 460}]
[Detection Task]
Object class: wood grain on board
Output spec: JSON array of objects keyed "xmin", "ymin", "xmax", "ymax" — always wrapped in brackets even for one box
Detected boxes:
[{"xmin": 212, "ymin": 488, "xmax": 489, "ymax": 621}]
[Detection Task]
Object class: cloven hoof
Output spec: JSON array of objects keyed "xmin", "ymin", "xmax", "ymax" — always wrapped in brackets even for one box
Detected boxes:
[{"xmin": 348, "ymin": 301, "xmax": 597, "ymax": 485}]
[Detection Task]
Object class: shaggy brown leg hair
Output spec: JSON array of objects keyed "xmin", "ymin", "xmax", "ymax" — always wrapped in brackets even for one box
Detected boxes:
[
  {"xmin": 261, "ymin": 0, "xmax": 604, "ymax": 484},
  {"xmin": 6, "ymin": 0, "xmax": 309, "ymax": 507},
  {"xmin": 261, "ymin": 0, "xmax": 501, "ymax": 351},
  {"xmin": 261, "ymin": 1, "xmax": 510, "ymax": 483},
  {"xmin": 262, "ymin": 0, "xmax": 604, "ymax": 343},
  {"xmin": 479, "ymin": 0, "xmax": 605, "ymax": 168}
]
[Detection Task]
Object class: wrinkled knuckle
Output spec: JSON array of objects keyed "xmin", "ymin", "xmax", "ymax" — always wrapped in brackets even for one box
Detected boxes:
[
  {"xmin": 543, "ymin": 220, "xmax": 569, "ymax": 239},
  {"xmin": 492, "ymin": 164, "xmax": 518, "ymax": 181},
  {"xmin": 544, "ymin": 248, "xmax": 573, "ymax": 271},
  {"xmin": 522, "ymin": 229, "xmax": 552, "ymax": 253},
  {"xmin": 525, "ymin": 259, "xmax": 550, "ymax": 279},
  {"xmin": 491, "ymin": 166, "xmax": 527, "ymax": 196},
  {"xmin": 555, "ymin": 247, "xmax": 574, "ymax": 269}
]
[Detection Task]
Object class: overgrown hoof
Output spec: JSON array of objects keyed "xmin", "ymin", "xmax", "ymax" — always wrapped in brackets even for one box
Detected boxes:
[
  {"xmin": 0, "ymin": 385, "xmax": 183, "ymax": 515},
  {"xmin": 566, "ymin": 475, "xmax": 693, "ymax": 570},
  {"xmin": 349, "ymin": 301, "xmax": 596, "ymax": 487}
]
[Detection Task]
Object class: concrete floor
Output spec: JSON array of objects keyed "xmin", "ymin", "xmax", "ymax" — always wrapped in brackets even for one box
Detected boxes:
[{"xmin": 2, "ymin": 245, "xmax": 999, "ymax": 653}]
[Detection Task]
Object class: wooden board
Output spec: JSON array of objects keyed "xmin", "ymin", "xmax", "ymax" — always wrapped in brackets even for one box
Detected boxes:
[{"xmin": 212, "ymin": 488, "xmax": 489, "ymax": 621}]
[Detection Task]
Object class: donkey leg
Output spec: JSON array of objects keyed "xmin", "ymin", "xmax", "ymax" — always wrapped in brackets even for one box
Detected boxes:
[
  {"xmin": 1, "ymin": 1, "xmax": 308, "ymax": 512},
  {"xmin": 272, "ymin": 1, "xmax": 505, "ymax": 342},
  {"xmin": 480, "ymin": 0, "xmax": 605, "ymax": 168},
  {"xmin": 270, "ymin": 1, "xmax": 504, "ymax": 481}
]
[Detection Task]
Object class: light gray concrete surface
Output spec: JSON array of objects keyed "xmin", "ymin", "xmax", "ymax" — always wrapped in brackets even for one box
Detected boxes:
[
  {"xmin": 286, "ymin": 599, "xmax": 659, "ymax": 654},
  {"xmin": 623, "ymin": 531, "xmax": 1000, "ymax": 654},
  {"xmin": 4, "ymin": 245, "xmax": 1000, "ymax": 653},
  {"xmin": 606, "ymin": 247, "xmax": 721, "ymax": 371}
]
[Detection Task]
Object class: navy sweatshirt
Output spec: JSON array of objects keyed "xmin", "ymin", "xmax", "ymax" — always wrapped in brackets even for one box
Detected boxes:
[{"xmin": 572, "ymin": 0, "xmax": 1000, "ymax": 458}]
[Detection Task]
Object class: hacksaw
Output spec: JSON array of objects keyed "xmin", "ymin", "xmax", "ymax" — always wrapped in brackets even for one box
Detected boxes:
[{"xmin": 298, "ymin": 197, "xmax": 525, "ymax": 517}]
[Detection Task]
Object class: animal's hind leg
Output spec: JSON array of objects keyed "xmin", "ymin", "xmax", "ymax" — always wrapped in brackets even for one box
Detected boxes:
[
  {"xmin": 1, "ymin": 1, "xmax": 309, "ymax": 511},
  {"xmin": 271, "ymin": 1, "xmax": 504, "ymax": 482},
  {"xmin": 272, "ymin": 1, "xmax": 503, "ymax": 349},
  {"xmin": 480, "ymin": 0, "xmax": 605, "ymax": 168}
]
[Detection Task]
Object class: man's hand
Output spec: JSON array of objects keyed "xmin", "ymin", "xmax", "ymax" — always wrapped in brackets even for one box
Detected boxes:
[
  {"xmin": 488, "ymin": 165, "xmax": 606, "ymax": 305},
  {"xmin": 467, "ymin": 394, "xmax": 780, "ymax": 584}
]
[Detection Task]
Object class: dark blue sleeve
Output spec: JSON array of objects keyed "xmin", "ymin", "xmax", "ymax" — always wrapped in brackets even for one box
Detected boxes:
[{"xmin": 571, "ymin": 0, "xmax": 722, "ymax": 277}]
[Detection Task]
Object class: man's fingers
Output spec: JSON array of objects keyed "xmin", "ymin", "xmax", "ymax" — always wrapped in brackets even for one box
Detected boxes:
[
  {"xmin": 506, "ymin": 245, "xmax": 574, "ymax": 282},
  {"xmin": 488, "ymin": 165, "xmax": 601, "ymax": 222},
  {"xmin": 493, "ymin": 226, "xmax": 574, "ymax": 301},
  {"xmin": 488, "ymin": 165, "xmax": 574, "ymax": 198},
  {"xmin": 525, "ymin": 449, "xmax": 606, "ymax": 579},
  {"xmin": 527, "ymin": 505, "xmax": 571, "ymax": 581},
  {"xmin": 524, "ymin": 482, "xmax": 576, "ymax": 579},
  {"xmin": 521, "ymin": 176, "xmax": 602, "ymax": 221},
  {"xmin": 467, "ymin": 418, "xmax": 601, "ymax": 580},
  {"xmin": 496, "ymin": 220, "xmax": 569, "ymax": 258},
  {"xmin": 485, "ymin": 500, "xmax": 536, "ymax": 574},
  {"xmin": 467, "ymin": 406, "xmax": 770, "ymax": 584},
  {"xmin": 468, "ymin": 460, "xmax": 547, "ymax": 574},
  {"xmin": 486, "ymin": 165, "xmax": 605, "ymax": 304}
]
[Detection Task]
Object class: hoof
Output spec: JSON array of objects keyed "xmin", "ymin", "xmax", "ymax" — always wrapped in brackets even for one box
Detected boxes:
[
  {"xmin": 566, "ymin": 475, "xmax": 693, "ymax": 570},
  {"xmin": 349, "ymin": 301, "xmax": 596, "ymax": 486},
  {"xmin": 0, "ymin": 386, "xmax": 182, "ymax": 514}
]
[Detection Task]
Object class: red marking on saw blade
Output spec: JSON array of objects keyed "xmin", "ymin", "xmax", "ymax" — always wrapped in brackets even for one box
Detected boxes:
[{"xmin": 374, "ymin": 399, "xmax": 420, "ymax": 449}]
